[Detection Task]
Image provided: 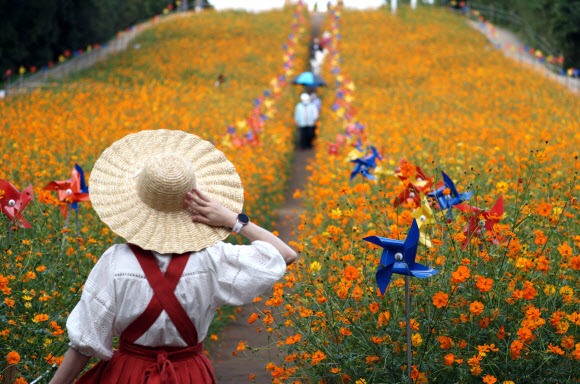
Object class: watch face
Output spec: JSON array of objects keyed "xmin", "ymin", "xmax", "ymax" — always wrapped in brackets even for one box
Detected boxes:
[{"xmin": 238, "ymin": 213, "xmax": 250, "ymax": 224}]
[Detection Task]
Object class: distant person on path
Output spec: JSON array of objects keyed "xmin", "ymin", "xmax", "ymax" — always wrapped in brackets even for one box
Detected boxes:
[
  {"xmin": 294, "ymin": 93, "xmax": 319, "ymax": 149},
  {"xmin": 310, "ymin": 91, "xmax": 321, "ymax": 112},
  {"xmin": 215, "ymin": 73, "xmax": 225, "ymax": 87},
  {"xmin": 48, "ymin": 130, "xmax": 297, "ymax": 384},
  {"xmin": 309, "ymin": 37, "xmax": 323, "ymax": 59},
  {"xmin": 320, "ymin": 31, "xmax": 332, "ymax": 52}
]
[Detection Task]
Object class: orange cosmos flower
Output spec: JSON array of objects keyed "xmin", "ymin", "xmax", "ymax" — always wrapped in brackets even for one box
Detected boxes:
[
  {"xmin": 370, "ymin": 336, "xmax": 383, "ymax": 344},
  {"xmin": 469, "ymin": 301, "xmax": 484, "ymax": 316},
  {"xmin": 344, "ymin": 265, "xmax": 359, "ymax": 281},
  {"xmin": 451, "ymin": 265, "xmax": 471, "ymax": 284},
  {"xmin": 248, "ymin": 313, "xmax": 259, "ymax": 324},
  {"xmin": 517, "ymin": 327, "xmax": 532, "ymax": 342},
  {"xmin": 547, "ymin": 343, "xmax": 565, "ymax": 355},
  {"xmin": 34, "ymin": 314, "xmax": 49, "ymax": 322},
  {"xmin": 377, "ymin": 311, "xmax": 391, "ymax": 327},
  {"xmin": 369, "ymin": 302, "xmax": 379, "ymax": 313},
  {"xmin": 557, "ymin": 242, "xmax": 573, "ymax": 257},
  {"xmin": 525, "ymin": 306, "xmax": 541, "ymax": 320},
  {"xmin": 475, "ymin": 276, "xmax": 493, "ymax": 292},
  {"xmin": 561, "ymin": 335, "xmax": 575, "ymax": 350},
  {"xmin": 6, "ymin": 351, "xmax": 20, "ymax": 365},
  {"xmin": 510, "ymin": 340, "xmax": 524, "ymax": 359},
  {"xmin": 311, "ymin": 350, "xmax": 327, "ymax": 365},
  {"xmin": 536, "ymin": 203, "xmax": 552, "ymax": 216},
  {"xmin": 437, "ymin": 336, "xmax": 454, "ymax": 350},
  {"xmin": 570, "ymin": 255, "xmax": 580, "ymax": 270},
  {"xmin": 365, "ymin": 355, "xmax": 380, "ymax": 365},
  {"xmin": 432, "ymin": 291, "xmax": 449, "ymax": 308},
  {"xmin": 399, "ymin": 161, "xmax": 416, "ymax": 179},
  {"xmin": 351, "ymin": 286, "xmax": 364, "ymax": 301},
  {"xmin": 497, "ymin": 326, "xmax": 505, "ymax": 339},
  {"xmin": 482, "ymin": 375, "xmax": 497, "ymax": 384},
  {"xmin": 533, "ymin": 230, "xmax": 547, "ymax": 245},
  {"xmin": 285, "ymin": 334, "xmax": 302, "ymax": 344},
  {"xmin": 236, "ymin": 341, "xmax": 247, "ymax": 351},
  {"xmin": 443, "ymin": 353, "xmax": 455, "ymax": 366},
  {"xmin": 339, "ymin": 327, "xmax": 352, "ymax": 336}
]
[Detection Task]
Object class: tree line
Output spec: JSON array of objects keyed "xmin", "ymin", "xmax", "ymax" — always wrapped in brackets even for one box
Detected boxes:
[
  {"xmin": 0, "ymin": 0, "xmax": 174, "ymax": 76},
  {"xmin": 460, "ymin": 0, "xmax": 580, "ymax": 69},
  {"xmin": 2, "ymin": 1, "xmax": 580, "ymax": 76}
]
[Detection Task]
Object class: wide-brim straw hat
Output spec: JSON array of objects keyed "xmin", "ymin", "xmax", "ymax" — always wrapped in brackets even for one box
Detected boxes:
[{"xmin": 90, "ymin": 129, "xmax": 243, "ymax": 254}]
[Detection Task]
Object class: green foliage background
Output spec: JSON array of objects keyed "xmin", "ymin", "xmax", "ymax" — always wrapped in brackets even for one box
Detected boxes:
[
  {"xmin": 0, "ymin": 0, "xmax": 172, "ymax": 74},
  {"xmin": 459, "ymin": 0, "xmax": 580, "ymax": 69}
]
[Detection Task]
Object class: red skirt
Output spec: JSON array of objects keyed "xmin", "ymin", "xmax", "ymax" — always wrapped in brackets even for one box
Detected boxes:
[{"xmin": 75, "ymin": 340, "xmax": 215, "ymax": 384}]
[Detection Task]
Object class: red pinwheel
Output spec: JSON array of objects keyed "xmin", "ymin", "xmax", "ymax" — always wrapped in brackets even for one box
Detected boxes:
[
  {"xmin": 0, "ymin": 180, "xmax": 34, "ymax": 228},
  {"xmin": 44, "ymin": 165, "xmax": 90, "ymax": 218},
  {"xmin": 393, "ymin": 160, "xmax": 433, "ymax": 208},
  {"xmin": 455, "ymin": 196, "xmax": 505, "ymax": 249},
  {"xmin": 328, "ymin": 142, "xmax": 338, "ymax": 155}
]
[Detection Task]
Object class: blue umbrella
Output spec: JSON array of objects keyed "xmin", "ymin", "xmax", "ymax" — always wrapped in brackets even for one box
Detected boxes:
[{"xmin": 292, "ymin": 71, "xmax": 327, "ymax": 87}]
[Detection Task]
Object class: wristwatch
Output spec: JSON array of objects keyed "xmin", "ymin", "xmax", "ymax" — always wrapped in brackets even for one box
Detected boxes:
[{"xmin": 232, "ymin": 213, "xmax": 250, "ymax": 234}]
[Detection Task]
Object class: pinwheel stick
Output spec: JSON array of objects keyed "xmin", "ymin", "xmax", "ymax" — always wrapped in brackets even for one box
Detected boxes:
[
  {"xmin": 7, "ymin": 224, "xmax": 13, "ymax": 244},
  {"xmin": 60, "ymin": 205, "xmax": 71, "ymax": 256},
  {"xmin": 76, "ymin": 209, "xmax": 81, "ymax": 238},
  {"xmin": 405, "ymin": 275, "xmax": 412, "ymax": 384}
]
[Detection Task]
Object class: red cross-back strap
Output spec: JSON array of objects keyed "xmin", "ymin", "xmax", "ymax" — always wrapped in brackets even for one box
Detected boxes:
[{"xmin": 121, "ymin": 244, "xmax": 199, "ymax": 346}]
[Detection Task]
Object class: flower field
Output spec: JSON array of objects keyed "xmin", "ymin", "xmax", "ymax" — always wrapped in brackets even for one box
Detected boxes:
[
  {"xmin": 0, "ymin": 5, "xmax": 308, "ymax": 381},
  {"xmin": 252, "ymin": 5, "xmax": 580, "ymax": 384}
]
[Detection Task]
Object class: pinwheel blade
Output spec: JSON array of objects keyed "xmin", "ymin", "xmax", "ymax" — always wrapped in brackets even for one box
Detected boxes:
[
  {"xmin": 409, "ymin": 262, "xmax": 439, "ymax": 279},
  {"xmin": 490, "ymin": 196, "xmax": 504, "ymax": 216},
  {"xmin": 461, "ymin": 191, "xmax": 474, "ymax": 202},
  {"xmin": 362, "ymin": 169, "xmax": 376, "ymax": 180},
  {"xmin": 454, "ymin": 204, "xmax": 478, "ymax": 214},
  {"xmin": 441, "ymin": 171, "xmax": 458, "ymax": 196},
  {"xmin": 403, "ymin": 219, "xmax": 420, "ymax": 266},
  {"xmin": 376, "ymin": 265, "xmax": 394, "ymax": 295},
  {"xmin": 21, "ymin": 184, "xmax": 34, "ymax": 206},
  {"xmin": 364, "ymin": 236, "xmax": 401, "ymax": 267},
  {"xmin": 75, "ymin": 164, "xmax": 89, "ymax": 193}
]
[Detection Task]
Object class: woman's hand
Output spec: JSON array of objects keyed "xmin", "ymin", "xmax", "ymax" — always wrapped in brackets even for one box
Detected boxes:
[
  {"xmin": 185, "ymin": 187, "xmax": 297, "ymax": 265},
  {"xmin": 184, "ymin": 188, "xmax": 238, "ymax": 228}
]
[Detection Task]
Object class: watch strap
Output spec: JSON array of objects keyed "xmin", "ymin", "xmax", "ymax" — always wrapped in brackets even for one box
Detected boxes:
[{"xmin": 232, "ymin": 221, "xmax": 245, "ymax": 234}]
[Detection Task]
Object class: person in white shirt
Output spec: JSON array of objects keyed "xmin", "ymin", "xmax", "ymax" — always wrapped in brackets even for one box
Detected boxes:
[
  {"xmin": 294, "ymin": 93, "xmax": 319, "ymax": 149},
  {"xmin": 49, "ymin": 129, "xmax": 297, "ymax": 384}
]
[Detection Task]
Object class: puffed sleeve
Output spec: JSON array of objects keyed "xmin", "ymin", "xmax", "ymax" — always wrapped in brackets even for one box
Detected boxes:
[
  {"xmin": 66, "ymin": 244, "xmax": 118, "ymax": 360},
  {"xmin": 210, "ymin": 240, "xmax": 286, "ymax": 307}
]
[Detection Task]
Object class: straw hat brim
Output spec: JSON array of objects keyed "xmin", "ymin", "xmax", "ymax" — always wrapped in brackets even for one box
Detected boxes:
[{"xmin": 90, "ymin": 130, "xmax": 243, "ymax": 254}]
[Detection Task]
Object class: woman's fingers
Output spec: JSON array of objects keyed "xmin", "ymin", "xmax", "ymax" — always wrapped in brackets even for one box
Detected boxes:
[
  {"xmin": 191, "ymin": 214, "xmax": 212, "ymax": 225},
  {"xmin": 186, "ymin": 191, "xmax": 208, "ymax": 207},
  {"xmin": 192, "ymin": 187, "xmax": 212, "ymax": 202}
]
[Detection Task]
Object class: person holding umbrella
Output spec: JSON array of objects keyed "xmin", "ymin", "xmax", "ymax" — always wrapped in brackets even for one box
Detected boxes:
[{"xmin": 294, "ymin": 93, "xmax": 319, "ymax": 149}]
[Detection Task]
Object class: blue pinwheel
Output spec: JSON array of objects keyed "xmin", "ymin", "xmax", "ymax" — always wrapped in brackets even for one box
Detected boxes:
[
  {"xmin": 427, "ymin": 171, "xmax": 473, "ymax": 220},
  {"xmin": 364, "ymin": 219, "xmax": 438, "ymax": 294},
  {"xmin": 350, "ymin": 146, "xmax": 381, "ymax": 180}
]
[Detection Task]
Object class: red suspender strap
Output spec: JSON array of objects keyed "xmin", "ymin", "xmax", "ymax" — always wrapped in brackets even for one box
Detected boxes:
[{"xmin": 123, "ymin": 244, "xmax": 199, "ymax": 346}]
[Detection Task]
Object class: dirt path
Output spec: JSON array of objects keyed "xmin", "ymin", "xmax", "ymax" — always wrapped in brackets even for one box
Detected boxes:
[
  {"xmin": 466, "ymin": 19, "xmax": 580, "ymax": 95},
  {"xmin": 210, "ymin": 11, "xmax": 325, "ymax": 384},
  {"xmin": 209, "ymin": 147, "xmax": 313, "ymax": 383}
]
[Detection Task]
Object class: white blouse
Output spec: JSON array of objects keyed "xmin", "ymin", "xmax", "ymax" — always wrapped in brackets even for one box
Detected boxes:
[{"xmin": 66, "ymin": 241, "xmax": 286, "ymax": 360}]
